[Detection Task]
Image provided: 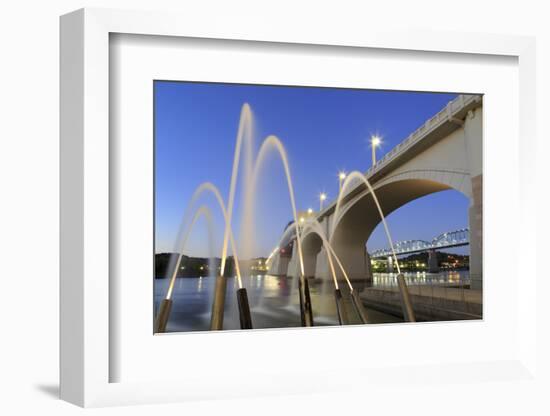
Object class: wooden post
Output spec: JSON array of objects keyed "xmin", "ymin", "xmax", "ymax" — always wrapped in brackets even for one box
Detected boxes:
[
  {"xmin": 210, "ymin": 275, "xmax": 227, "ymax": 330},
  {"xmin": 154, "ymin": 299, "xmax": 172, "ymax": 333},
  {"xmin": 298, "ymin": 277, "xmax": 306, "ymax": 326},
  {"xmin": 303, "ymin": 277, "xmax": 314, "ymax": 326},
  {"xmin": 298, "ymin": 276, "xmax": 313, "ymax": 327},
  {"xmin": 236, "ymin": 288, "xmax": 253, "ymax": 329}
]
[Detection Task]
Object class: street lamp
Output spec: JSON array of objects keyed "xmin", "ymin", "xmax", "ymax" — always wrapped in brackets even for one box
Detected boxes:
[
  {"xmin": 371, "ymin": 135, "xmax": 381, "ymax": 166},
  {"xmin": 319, "ymin": 192, "xmax": 327, "ymax": 211},
  {"xmin": 338, "ymin": 171, "xmax": 346, "ymax": 194}
]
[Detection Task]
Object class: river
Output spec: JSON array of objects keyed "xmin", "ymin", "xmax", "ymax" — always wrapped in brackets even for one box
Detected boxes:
[{"xmin": 154, "ymin": 271, "xmax": 470, "ymax": 332}]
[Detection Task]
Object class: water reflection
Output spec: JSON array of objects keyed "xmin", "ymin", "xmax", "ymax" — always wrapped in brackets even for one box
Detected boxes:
[
  {"xmin": 153, "ymin": 275, "xmax": 332, "ymax": 333},
  {"xmin": 372, "ymin": 270, "xmax": 469, "ymax": 288},
  {"xmin": 154, "ymin": 271, "xmax": 469, "ymax": 332}
]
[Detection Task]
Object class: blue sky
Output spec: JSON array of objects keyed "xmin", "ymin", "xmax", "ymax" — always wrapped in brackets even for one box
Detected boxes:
[{"xmin": 155, "ymin": 81, "xmax": 469, "ymax": 257}]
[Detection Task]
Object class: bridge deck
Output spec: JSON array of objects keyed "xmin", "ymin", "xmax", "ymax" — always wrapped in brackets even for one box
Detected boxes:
[{"xmin": 318, "ymin": 94, "xmax": 482, "ymax": 220}]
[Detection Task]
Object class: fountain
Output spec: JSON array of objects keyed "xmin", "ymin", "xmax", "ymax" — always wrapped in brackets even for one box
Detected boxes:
[
  {"xmin": 156, "ymin": 103, "xmax": 414, "ymax": 333},
  {"xmin": 156, "ymin": 103, "xmax": 312, "ymax": 332},
  {"xmin": 154, "ymin": 183, "xmax": 243, "ymax": 332},
  {"xmin": 267, "ymin": 218, "xmax": 369, "ymax": 324},
  {"xmin": 248, "ymin": 134, "xmax": 313, "ymax": 325}
]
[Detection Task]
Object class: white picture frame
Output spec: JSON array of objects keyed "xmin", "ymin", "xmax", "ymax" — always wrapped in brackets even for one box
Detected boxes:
[{"xmin": 60, "ymin": 7, "xmax": 538, "ymax": 408}]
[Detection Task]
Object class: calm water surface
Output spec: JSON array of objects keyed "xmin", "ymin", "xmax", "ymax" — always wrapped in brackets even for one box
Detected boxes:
[{"xmin": 154, "ymin": 271, "xmax": 469, "ymax": 332}]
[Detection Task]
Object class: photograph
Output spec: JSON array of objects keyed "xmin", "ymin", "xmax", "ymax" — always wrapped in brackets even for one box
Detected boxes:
[{"xmin": 153, "ymin": 81, "xmax": 483, "ymax": 333}]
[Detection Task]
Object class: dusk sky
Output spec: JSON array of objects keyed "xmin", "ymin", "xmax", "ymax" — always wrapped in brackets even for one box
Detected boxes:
[{"xmin": 155, "ymin": 81, "xmax": 469, "ymax": 258}]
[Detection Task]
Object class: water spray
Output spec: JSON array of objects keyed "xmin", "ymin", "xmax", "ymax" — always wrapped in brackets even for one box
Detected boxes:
[
  {"xmin": 155, "ymin": 205, "xmax": 218, "ymax": 333},
  {"xmin": 155, "ymin": 183, "xmax": 245, "ymax": 332},
  {"xmin": 332, "ymin": 171, "xmax": 415, "ymax": 322},
  {"xmin": 300, "ymin": 220, "xmax": 369, "ymax": 325},
  {"xmin": 251, "ymin": 135, "xmax": 312, "ymax": 326}
]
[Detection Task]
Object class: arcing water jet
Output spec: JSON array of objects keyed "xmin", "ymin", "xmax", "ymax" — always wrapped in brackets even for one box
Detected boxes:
[{"xmin": 331, "ymin": 171, "xmax": 416, "ymax": 321}]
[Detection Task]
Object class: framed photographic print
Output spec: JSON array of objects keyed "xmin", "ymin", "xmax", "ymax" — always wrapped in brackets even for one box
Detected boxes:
[
  {"xmin": 60, "ymin": 8, "xmax": 538, "ymax": 408},
  {"xmin": 152, "ymin": 81, "xmax": 482, "ymax": 335}
]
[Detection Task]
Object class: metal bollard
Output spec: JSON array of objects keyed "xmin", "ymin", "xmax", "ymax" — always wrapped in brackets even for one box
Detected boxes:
[
  {"xmin": 397, "ymin": 273, "xmax": 416, "ymax": 322},
  {"xmin": 334, "ymin": 289, "xmax": 349, "ymax": 325},
  {"xmin": 210, "ymin": 275, "xmax": 227, "ymax": 330},
  {"xmin": 154, "ymin": 298, "xmax": 173, "ymax": 333},
  {"xmin": 351, "ymin": 290, "xmax": 369, "ymax": 324},
  {"xmin": 236, "ymin": 287, "xmax": 253, "ymax": 329}
]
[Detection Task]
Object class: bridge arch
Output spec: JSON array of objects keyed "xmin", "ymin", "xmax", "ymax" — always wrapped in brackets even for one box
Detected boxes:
[
  {"xmin": 328, "ymin": 169, "xmax": 471, "ymax": 281},
  {"xmin": 301, "ymin": 231, "xmax": 324, "ymax": 278},
  {"xmin": 331, "ymin": 168, "xmax": 471, "ymax": 237}
]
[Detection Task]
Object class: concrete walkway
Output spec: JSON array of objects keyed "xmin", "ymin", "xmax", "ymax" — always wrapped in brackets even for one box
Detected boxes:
[
  {"xmin": 368, "ymin": 285, "xmax": 482, "ymax": 303},
  {"xmin": 360, "ymin": 285, "xmax": 482, "ymax": 321}
]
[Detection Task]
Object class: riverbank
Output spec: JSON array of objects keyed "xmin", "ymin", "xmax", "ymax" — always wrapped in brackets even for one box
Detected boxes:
[{"xmin": 360, "ymin": 285, "xmax": 482, "ymax": 321}]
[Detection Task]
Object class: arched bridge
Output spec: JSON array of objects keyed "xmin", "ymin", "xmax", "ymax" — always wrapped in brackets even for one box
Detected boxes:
[{"xmin": 269, "ymin": 94, "xmax": 483, "ymax": 288}]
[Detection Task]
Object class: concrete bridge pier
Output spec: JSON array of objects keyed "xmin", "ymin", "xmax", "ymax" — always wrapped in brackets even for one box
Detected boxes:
[
  {"xmin": 462, "ymin": 108, "xmax": 483, "ymax": 289},
  {"xmin": 286, "ymin": 242, "xmax": 300, "ymax": 278},
  {"xmin": 469, "ymin": 175, "xmax": 483, "ymax": 290},
  {"xmin": 328, "ymin": 236, "xmax": 373, "ymax": 285},
  {"xmin": 387, "ymin": 255, "xmax": 394, "ymax": 273},
  {"xmin": 428, "ymin": 249, "xmax": 439, "ymax": 273},
  {"xmin": 313, "ymin": 245, "xmax": 374, "ymax": 285},
  {"xmin": 314, "ymin": 247, "xmax": 332, "ymax": 280},
  {"xmin": 268, "ymin": 252, "xmax": 290, "ymax": 276}
]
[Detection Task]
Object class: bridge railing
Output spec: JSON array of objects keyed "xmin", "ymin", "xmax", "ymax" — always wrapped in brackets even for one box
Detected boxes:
[{"xmin": 364, "ymin": 94, "xmax": 480, "ymax": 179}]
